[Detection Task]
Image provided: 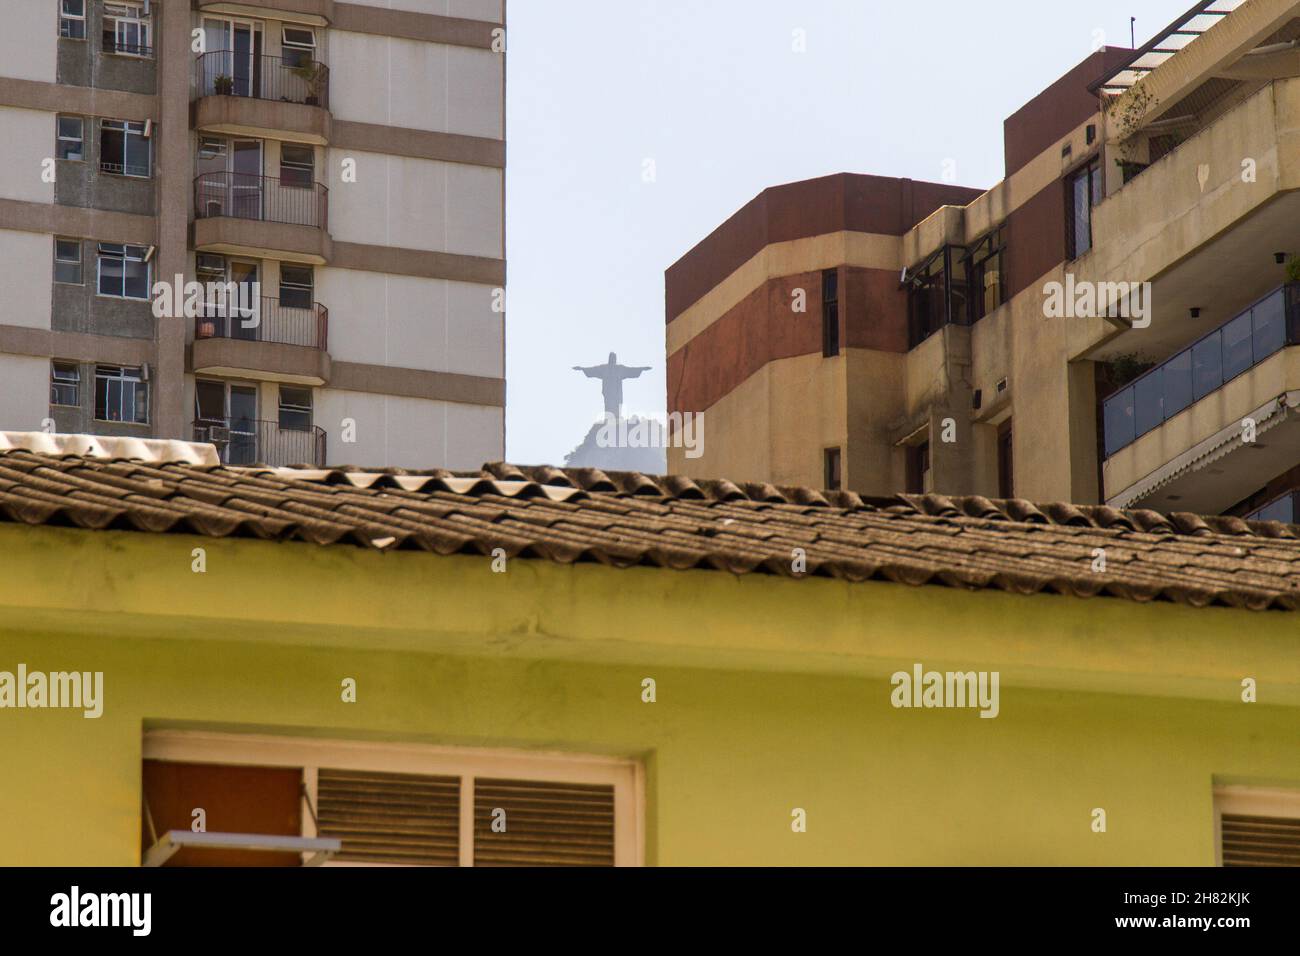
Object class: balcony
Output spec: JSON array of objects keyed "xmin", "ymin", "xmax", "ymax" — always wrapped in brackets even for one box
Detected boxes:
[
  {"xmin": 191, "ymin": 297, "xmax": 330, "ymax": 385},
  {"xmin": 192, "ymin": 51, "xmax": 331, "ymax": 144},
  {"xmin": 193, "ymin": 419, "xmax": 327, "ymax": 468},
  {"xmin": 193, "ymin": 172, "xmax": 331, "ymax": 263},
  {"xmin": 1103, "ymin": 284, "xmax": 1300, "ymax": 456}
]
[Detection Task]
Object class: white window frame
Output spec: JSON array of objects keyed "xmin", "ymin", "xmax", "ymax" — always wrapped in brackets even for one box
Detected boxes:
[
  {"xmin": 279, "ymin": 143, "xmax": 315, "ymax": 189},
  {"xmin": 103, "ymin": 1, "xmax": 151, "ymax": 57},
  {"xmin": 59, "ymin": 0, "xmax": 86, "ymax": 40},
  {"xmin": 99, "ymin": 119, "xmax": 151, "ymax": 178},
  {"xmin": 281, "ymin": 26, "xmax": 317, "ymax": 67},
  {"xmin": 143, "ymin": 730, "xmax": 645, "ymax": 867},
  {"xmin": 57, "ymin": 115, "xmax": 84, "ymax": 161},
  {"xmin": 96, "ymin": 242, "xmax": 150, "ymax": 299},
  {"xmin": 1213, "ymin": 785, "xmax": 1300, "ymax": 866},
  {"xmin": 50, "ymin": 361, "xmax": 80, "ymax": 407},
  {"xmin": 94, "ymin": 364, "xmax": 149, "ymax": 424},
  {"xmin": 277, "ymin": 386, "xmax": 313, "ymax": 432},
  {"xmin": 54, "ymin": 238, "xmax": 82, "ymax": 284}
]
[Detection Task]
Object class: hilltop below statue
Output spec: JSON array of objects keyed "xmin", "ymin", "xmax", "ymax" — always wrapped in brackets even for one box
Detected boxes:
[{"xmin": 565, "ymin": 352, "xmax": 665, "ymax": 473}]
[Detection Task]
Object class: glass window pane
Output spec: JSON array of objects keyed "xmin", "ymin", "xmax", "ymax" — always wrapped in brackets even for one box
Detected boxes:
[
  {"xmin": 1192, "ymin": 331, "xmax": 1222, "ymax": 401},
  {"xmin": 99, "ymin": 255, "xmax": 123, "ymax": 295},
  {"xmin": 1163, "ymin": 348, "xmax": 1193, "ymax": 418},
  {"xmin": 1133, "ymin": 367, "xmax": 1164, "ymax": 437},
  {"xmin": 1252, "ymin": 290, "xmax": 1286, "ymax": 362},
  {"xmin": 1221, "ymin": 312, "xmax": 1253, "ymax": 381},
  {"xmin": 1072, "ymin": 173, "xmax": 1091, "ymax": 257},
  {"xmin": 1103, "ymin": 387, "xmax": 1136, "ymax": 456},
  {"xmin": 125, "ymin": 132, "xmax": 149, "ymax": 176},
  {"xmin": 123, "ymin": 259, "xmax": 148, "ymax": 299}
]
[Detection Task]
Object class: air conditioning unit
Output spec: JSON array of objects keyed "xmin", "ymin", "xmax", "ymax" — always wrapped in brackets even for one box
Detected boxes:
[{"xmin": 208, "ymin": 425, "xmax": 231, "ymax": 444}]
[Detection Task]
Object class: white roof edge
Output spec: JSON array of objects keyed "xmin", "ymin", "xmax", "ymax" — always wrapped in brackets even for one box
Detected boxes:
[{"xmin": 0, "ymin": 431, "xmax": 221, "ymax": 466}]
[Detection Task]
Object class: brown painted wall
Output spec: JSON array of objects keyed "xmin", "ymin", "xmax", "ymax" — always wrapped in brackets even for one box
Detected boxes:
[
  {"xmin": 668, "ymin": 266, "xmax": 905, "ymax": 414},
  {"xmin": 1004, "ymin": 177, "xmax": 1069, "ymax": 302},
  {"xmin": 1003, "ymin": 48, "xmax": 1132, "ymax": 178},
  {"xmin": 665, "ymin": 174, "xmax": 982, "ymax": 323}
]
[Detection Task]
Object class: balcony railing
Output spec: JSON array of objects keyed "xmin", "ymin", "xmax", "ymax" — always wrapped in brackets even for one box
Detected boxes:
[
  {"xmin": 194, "ymin": 51, "xmax": 329, "ymax": 109},
  {"xmin": 194, "ymin": 296, "xmax": 328, "ymax": 350},
  {"xmin": 194, "ymin": 172, "xmax": 328, "ymax": 230},
  {"xmin": 193, "ymin": 419, "xmax": 326, "ymax": 468},
  {"xmin": 1103, "ymin": 283, "xmax": 1300, "ymax": 457},
  {"xmin": 1246, "ymin": 491, "xmax": 1298, "ymax": 524},
  {"xmin": 102, "ymin": 39, "xmax": 154, "ymax": 58}
]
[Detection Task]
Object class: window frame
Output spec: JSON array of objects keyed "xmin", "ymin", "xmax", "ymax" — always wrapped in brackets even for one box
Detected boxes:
[
  {"xmin": 99, "ymin": 119, "xmax": 151, "ymax": 178},
  {"xmin": 281, "ymin": 27, "xmax": 317, "ymax": 68},
  {"xmin": 57, "ymin": 115, "xmax": 84, "ymax": 162},
  {"xmin": 142, "ymin": 730, "xmax": 644, "ymax": 867},
  {"xmin": 1066, "ymin": 157, "xmax": 1103, "ymax": 261},
  {"xmin": 102, "ymin": 1, "xmax": 152, "ymax": 57},
  {"xmin": 93, "ymin": 364, "xmax": 149, "ymax": 424},
  {"xmin": 54, "ymin": 238, "xmax": 83, "ymax": 285},
  {"xmin": 50, "ymin": 361, "xmax": 81, "ymax": 408},
  {"xmin": 96, "ymin": 242, "xmax": 151, "ymax": 299},
  {"xmin": 1214, "ymin": 785, "xmax": 1300, "ymax": 867},
  {"xmin": 277, "ymin": 386, "xmax": 314, "ymax": 432},
  {"xmin": 279, "ymin": 144, "xmax": 315, "ymax": 189},
  {"xmin": 59, "ymin": 0, "xmax": 87, "ymax": 40},
  {"xmin": 821, "ymin": 268, "xmax": 840, "ymax": 358}
]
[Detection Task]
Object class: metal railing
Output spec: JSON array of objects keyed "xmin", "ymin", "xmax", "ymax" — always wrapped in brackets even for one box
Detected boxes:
[
  {"xmin": 1246, "ymin": 491, "xmax": 1298, "ymax": 524},
  {"xmin": 192, "ymin": 418, "xmax": 326, "ymax": 468},
  {"xmin": 194, "ymin": 50, "xmax": 329, "ymax": 109},
  {"xmin": 102, "ymin": 39, "xmax": 154, "ymax": 58},
  {"xmin": 194, "ymin": 171, "xmax": 328, "ymax": 230},
  {"xmin": 194, "ymin": 295, "xmax": 328, "ymax": 350},
  {"xmin": 1103, "ymin": 283, "xmax": 1300, "ymax": 457}
]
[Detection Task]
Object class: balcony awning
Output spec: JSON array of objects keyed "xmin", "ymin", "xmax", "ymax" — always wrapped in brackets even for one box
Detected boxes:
[{"xmin": 1092, "ymin": 0, "xmax": 1249, "ymax": 95}]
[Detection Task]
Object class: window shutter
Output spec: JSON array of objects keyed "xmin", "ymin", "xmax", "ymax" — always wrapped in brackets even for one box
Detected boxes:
[
  {"xmin": 473, "ymin": 778, "xmax": 615, "ymax": 866},
  {"xmin": 1221, "ymin": 813, "xmax": 1300, "ymax": 866},
  {"xmin": 316, "ymin": 769, "xmax": 459, "ymax": 865}
]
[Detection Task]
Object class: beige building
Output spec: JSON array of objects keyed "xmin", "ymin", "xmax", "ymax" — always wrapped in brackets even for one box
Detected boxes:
[
  {"xmin": 0, "ymin": 0, "xmax": 505, "ymax": 469},
  {"xmin": 667, "ymin": 0, "xmax": 1300, "ymax": 524}
]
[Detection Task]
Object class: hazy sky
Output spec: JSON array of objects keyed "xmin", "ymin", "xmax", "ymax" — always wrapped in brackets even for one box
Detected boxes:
[{"xmin": 503, "ymin": 0, "xmax": 1194, "ymax": 466}]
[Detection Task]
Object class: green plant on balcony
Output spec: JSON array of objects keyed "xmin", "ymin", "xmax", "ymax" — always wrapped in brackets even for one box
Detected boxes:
[
  {"xmin": 290, "ymin": 61, "xmax": 326, "ymax": 106},
  {"xmin": 213, "ymin": 74, "xmax": 234, "ymax": 95},
  {"xmin": 1099, "ymin": 352, "xmax": 1155, "ymax": 392},
  {"xmin": 1109, "ymin": 83, "xmax": 1157, "ymax": 176},
  {"xmin": 1286, "ymin": 256, "xmax": 1300, "ymax": 284}
]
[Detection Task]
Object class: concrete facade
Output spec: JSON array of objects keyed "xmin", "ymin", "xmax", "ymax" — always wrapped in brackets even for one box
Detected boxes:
[
  {"xmin": 0, "ymin": 0, "xmax": 506, "ymax": 467},
  {"xmin": 667, "ymin": 3, "xmax": 1300, "ymax": 524}
]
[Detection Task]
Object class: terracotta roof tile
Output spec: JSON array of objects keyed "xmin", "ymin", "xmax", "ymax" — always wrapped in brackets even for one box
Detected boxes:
[{"xmin": 0, "ymin": 447, "xmax": 1298, "ymax": 610}]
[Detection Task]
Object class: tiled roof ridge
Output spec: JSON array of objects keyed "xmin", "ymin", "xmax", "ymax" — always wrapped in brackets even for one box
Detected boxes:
[{"xmin": 1, "ymin": 449, "xmax": 1298, "ymax": 612}]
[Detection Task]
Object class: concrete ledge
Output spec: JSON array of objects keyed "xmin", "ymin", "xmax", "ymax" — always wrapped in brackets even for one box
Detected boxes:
[
  {"xmin": 332, "ymin": 120, "xmax": 503, "ymax": 167},
  {"xmin": 332, "ymin": 3, "xmax": 500, "ymax": 47},
  {"xmin": 191, "ymin": 336, "xmax": 330, "ymax": 385},
  {"xmin": 330, "ymin": 361, "xmax": 504, "ymax": 406},
  {"xmin": 331, "ymin": 241, "xmax": 503, "ymax": 285},
  {"xmin": 0, "ymin": 324, "xmax": 154, "ymax": 365},
  {"xmin": 0, "ymin": 77, "xmax": 157, "ymax": 120},
  {"xmin": 192, "ymin": 95, "xmax": 332, "ymax": 145},
  {"xmin": 193, "ymin": 217, "xmax": 332, "ymax": 265},
  {"xmin": 197, "ymin": 0, "xmax": 335, "ymax": 25},
  {"xmin": 0, "ymin": 198, "xmax": 156, "ymax": 244}
]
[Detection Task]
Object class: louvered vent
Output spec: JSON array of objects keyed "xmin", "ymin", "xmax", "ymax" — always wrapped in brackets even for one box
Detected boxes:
[
  {"xmin": 316, "ymin": 769, "xmax": 460, "ymax": 865},
  {"xmin": 473, "ymin": 778, "xmax": 615, "ymax": 866},
  {"xmin": 1221, "ymin": 814, "xmax": 1300, "ymax": 866}
]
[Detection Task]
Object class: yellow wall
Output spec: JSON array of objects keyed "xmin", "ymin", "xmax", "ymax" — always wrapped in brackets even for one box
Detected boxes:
[{"xmin": 0, "ymin": 524, "xmax": 1296, "ymax": 865}]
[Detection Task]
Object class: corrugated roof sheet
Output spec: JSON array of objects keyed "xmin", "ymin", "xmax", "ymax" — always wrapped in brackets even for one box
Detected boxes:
[{"xmin": 0, "ymin": 446, "xmax": 1297, "ymax": 611}]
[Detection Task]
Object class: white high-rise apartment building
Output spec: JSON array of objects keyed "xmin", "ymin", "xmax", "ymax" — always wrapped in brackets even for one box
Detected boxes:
[{"xmin": 0, "ymin": 0, "xmax": 505, "ymax": 468}]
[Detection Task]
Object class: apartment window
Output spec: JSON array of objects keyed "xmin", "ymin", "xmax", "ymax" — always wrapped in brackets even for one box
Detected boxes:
[
  {"xmin": 103, "ymin": 2, "xmax": 151, "ymax": 56},
  {"xmin": 279, "ymin": 265, "xmax": 314, "ymax": 309},
  {"xmin": 59, "ymin": 0, "xmax": 86, "ymax": 39},
  {"xmin": 281, "ymin": 28, "xmax": 317, "ymax": 68},
  {"xmin": 56, "ymin": 116, "xmax": 84, "ymax": 161},
  {"xmin": 278, "ymin": 387, "xmax": 313, "ymax": 432},
  {"xmin": 54, "ymin": 239, "xmax": 82, "ymax": 284},
  {"xmin": 965, "ymin": 227, "xmax": 1005, "ymax": 322},
  {"xmin": 50, "ymin": 362, "xmax": 80, "ymax": 407},
  {"xmin": 997, "ymin": 420, "xmax": 1014, "ymax": 499},
  {"xmin": 906, "ymin": 441, "xmax": 930, "ymax": 495},
  {"xmin": 1067, "ymin": 158, "xmax": 1104, "ymax": 259},
  {"xmin": 279, "ymin": 145, "xmax": 314, "ymax": 189},
  {"xmin": 96, "ymin": 243, "xmax": 150, "ymax": 299},
  {"xmin": 100, "ymin": 120, "xmax": 150, "ymax": 177},
  {"xmin": 821, "ymin": 269, "xmax": 840, "ymax": 357},
  {"xmin": 94, "ymin": 365, "xmax": 148, "ymax": 424},
  {"xmin": 1216, "ymin": 786, "xmax": 1300, "ymax": 867},
  {"xmin": 141, "ymin": 732, "xmax": 640, "ymax": 867},
  {"xmin": 823, "ymin": 447, "xmax": 842, "ymax": 491}
]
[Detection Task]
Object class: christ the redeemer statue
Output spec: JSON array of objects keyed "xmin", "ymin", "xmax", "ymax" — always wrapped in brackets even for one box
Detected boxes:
[{"xmin": 573, "ymin": 353, "xmax": 652, "ymax": 418}]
